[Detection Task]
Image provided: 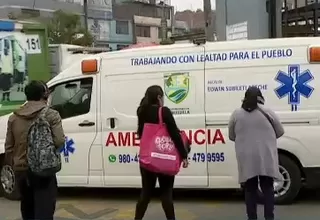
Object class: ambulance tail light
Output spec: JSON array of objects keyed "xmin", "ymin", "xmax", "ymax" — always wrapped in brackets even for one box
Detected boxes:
[
  {"xmin": 81, "ymin": 59, "xmax": 98, "ymax": 74},
  {"xmin": 309, "ymin": 47, "xmax": 320, "ymax": 63}
]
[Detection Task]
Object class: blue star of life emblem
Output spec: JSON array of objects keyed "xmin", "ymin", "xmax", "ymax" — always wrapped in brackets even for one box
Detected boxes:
[
  {"xmin": 60, "ymin": 136, "xmax": 75, "ymax": 163},
  {"xmin": 274, "ymin": 64, "xmax": 314, "ymax": 111}
]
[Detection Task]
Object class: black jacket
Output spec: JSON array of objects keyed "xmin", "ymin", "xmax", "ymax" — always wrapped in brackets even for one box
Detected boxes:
[{"xmin": 137, "ymin": 105, "xmax": 188, "ymax": 159}]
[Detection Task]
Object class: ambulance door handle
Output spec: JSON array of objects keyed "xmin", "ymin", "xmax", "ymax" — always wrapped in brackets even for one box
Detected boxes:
[
  {"xmin": 78, "ymin": 120, "xmax": 95, "ymax": 127},
  {"xmin": 110, "ymin": 118, "xmax": 115, "ymax": 129}
]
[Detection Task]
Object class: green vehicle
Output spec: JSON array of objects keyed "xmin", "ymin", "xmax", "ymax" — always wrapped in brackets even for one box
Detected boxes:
[{"xmin": 0, "ymin": 20, "xmax": 50, "ymax": 116}]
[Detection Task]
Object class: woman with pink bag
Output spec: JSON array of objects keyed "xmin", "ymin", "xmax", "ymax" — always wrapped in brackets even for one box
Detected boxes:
[{"xmin": 134, "ymin": 85, "xmax": 189, "ymax": 220}]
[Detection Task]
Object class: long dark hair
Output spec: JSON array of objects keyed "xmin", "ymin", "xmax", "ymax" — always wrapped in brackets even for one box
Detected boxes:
[
  {"xmin": 137, "ymin": 85, "xmax": 164, "ymax": 117},
  {"xmin": 241, "ymin": 86, "xmax": 265, "ymax": 112}
]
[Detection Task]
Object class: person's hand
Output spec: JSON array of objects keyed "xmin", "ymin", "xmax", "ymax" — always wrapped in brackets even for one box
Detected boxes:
[{"xmin": 182, "ymin": 159, "xmax": 189, "ymax": 168}]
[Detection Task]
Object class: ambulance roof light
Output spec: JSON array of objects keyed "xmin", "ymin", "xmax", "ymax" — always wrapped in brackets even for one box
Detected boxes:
[
  {"xmin": 309, "ymin": 47, "xmax": 320, "ymax": 63},
  {"xmin": 81, "ymin": 59, "xmax": 98, "ymax": 74}
]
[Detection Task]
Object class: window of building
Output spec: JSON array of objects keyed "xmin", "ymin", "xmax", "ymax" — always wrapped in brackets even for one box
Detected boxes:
[
  {"xmin": 117, "ymin": 44, "xmax": 128, "ymax": 50},
  {"xmin": 49, "ymin": 78, "xmax": 93, "ymax": 119},
  {"xmin": 116, "ymin": 21, "xmax": 129, "ymax": 35},
  {"xmin": 136, "ymin": 25, "xmax": 151, "ymax": 37}
]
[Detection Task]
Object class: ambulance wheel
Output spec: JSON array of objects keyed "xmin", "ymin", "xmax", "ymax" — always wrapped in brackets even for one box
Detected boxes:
[
  {"xmin": 258, "ymin": 154, "xmax": 302, "ymax": 205},
  {"xmin": 0, "ymin": 158, "xmax": 20, "ymax": 200}
]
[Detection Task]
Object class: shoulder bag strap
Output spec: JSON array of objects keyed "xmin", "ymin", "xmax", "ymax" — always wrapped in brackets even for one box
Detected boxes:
[{"xmin": 257, "ymin": 107, "xmax": 276, "ymax": 133}]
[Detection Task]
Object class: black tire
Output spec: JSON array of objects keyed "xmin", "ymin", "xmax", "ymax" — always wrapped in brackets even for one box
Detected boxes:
[
  {"xmin": 0, "ymin": 157, "xmax": 20, "ymax": 200},
  {"xmin": 258, "ymin": 154, "xmax": 302, "ymax": 205}
]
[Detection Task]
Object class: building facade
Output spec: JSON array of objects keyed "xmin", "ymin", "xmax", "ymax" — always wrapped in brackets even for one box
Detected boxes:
[
  {"xmin": 108, "ymin": 19, "xmax": 134, "ymax": 50},
  {"xmin": 0, "ymin": 0, "xmax": 187, "ymax": 49},
  {"xmin": 215, "ymin": 0, "xmax": 282, "ymax": 40},
  {"xmin": 133, "ymin": 15, "xmax": 169, "ymax": 43},
  {"xmin": 113, "ymin": 0, "xmax": 188, "ymax": 44},
  {"xmin": 0, "ymin": 0, "xmax": 134, "ymax": 49},
  {"xmin": 0, "ymin": 0, "xmax": 83, "ymax": 19},
  {"xmin": 61, "ymin": 0, "xmax": 135, "ymax": 49},
  {"xmin": 133, "ymin": 15, "xmax": 188, "ymax": 43},
  {"xmin": 286, "ymin": 0, "xmax": 316, "ymax": 9},
  {"xmin": 283, "ymin": 0, "xmax": 320, "ymax": 37}
]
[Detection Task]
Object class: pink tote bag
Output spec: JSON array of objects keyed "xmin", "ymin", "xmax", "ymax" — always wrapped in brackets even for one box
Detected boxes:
[{"xmin": 139, "ymin": 107, "xmax": 189, "ymax": 175}]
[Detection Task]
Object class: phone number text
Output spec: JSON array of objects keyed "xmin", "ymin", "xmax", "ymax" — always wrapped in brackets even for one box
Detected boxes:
[
  {"xmin": 191, "ymin": 152, "xmax": 225, "ymax": 162},
  {"xmin": 111, "ymin": 153, "xmax": 225, "ymax": 164}
]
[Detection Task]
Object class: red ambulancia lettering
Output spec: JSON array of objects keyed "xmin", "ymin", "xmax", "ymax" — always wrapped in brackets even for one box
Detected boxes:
[
  {"xmin": 118, "ymin": 132, "xmax": 130, "ymax": 146},
  {"xmin": 193, "ymin": 129, "xmax": 206, "ymax": 145},
  {"xmin": 183, "ymin": 129, "xmax": 225, "ymax": 145},
  {"xmin": 106, "ymin": 132, "xmax": 139, "ymax": 147},
  {"xmin": 106, "ymin": 132, "xmax": 117, "ymax": 146},
  {"xmin": 105, "ymin": 129, "xmax": 225, "ymax": 147},
  {"xmin": 211, "ymin": 129, "xmax": 225, "ymax": 144}
]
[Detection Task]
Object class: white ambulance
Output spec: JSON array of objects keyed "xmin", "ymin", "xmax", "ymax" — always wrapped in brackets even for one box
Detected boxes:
[{"xmin": 1, "ymin": 37, "xmax": 320, "ymax": 204}]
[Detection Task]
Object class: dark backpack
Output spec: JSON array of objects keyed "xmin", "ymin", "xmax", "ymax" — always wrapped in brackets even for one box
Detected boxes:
[{"xmin": 27, "ymin": 107, "xmax": 61, "ymax": 176}]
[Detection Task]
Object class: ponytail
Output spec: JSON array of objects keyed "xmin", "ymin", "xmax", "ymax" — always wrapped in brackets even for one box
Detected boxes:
[
  {"xmin": 136, "ymin": 96, "xmax": 150, "ymax": 138},
  {"xmin": 137, "ymin": 96, "xmax": 149, "ymax": 117}
]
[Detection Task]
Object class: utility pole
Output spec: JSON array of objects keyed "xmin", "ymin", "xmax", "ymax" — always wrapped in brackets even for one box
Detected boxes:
[
  {"xmin": 267, "ymin": 0, "xmax": 277, "ymax": 38},
  {"xmin": 170, "ymin": 5, "xmax": 175, "ymax": 36},
  {"xmin": 267, "ymin": 0, "xmax": 282, "ymax": 38},
  {"xmin": 160, "ymin": 1, "xmax": 168, "ymax": 41},
  {"xmin": 83, "ymin": 0, "xmax": 88, "ymax": 32},
  {"xmin": 203, "ymin": 0, "xmax": 215, "ymax": 41}
]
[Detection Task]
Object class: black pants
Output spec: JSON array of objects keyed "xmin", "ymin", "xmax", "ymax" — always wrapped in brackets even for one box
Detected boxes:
[
  {"xmin": 135, "ymin": 167, "xmax": 175, "ymax": 220},
  {"xmin": 17, "ymin": 171, "xmax": 57, "ymax": 220},
  {"xmin": 244, "ymin": 176, "xmax": 274, "ymax": 220},
  {"xmin": 1, "ymin": 92, "xmax": 10, "ymax": 101}
]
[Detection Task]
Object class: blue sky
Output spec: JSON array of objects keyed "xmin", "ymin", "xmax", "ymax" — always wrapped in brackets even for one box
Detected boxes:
[{"xmin": 171, "ymin": 0, "xmax": 216, "ymax": 11}]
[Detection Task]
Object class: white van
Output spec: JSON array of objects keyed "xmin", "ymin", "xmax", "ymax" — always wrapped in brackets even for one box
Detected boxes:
[{"xmin": 1, "ymin": 37, "xmax": 320, "ymax": 204}]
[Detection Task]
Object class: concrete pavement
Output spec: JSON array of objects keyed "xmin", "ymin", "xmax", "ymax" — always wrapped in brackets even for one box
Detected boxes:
[{"xmin": 1, "ymin": 188, "xmax": 320, "ymax": 220}]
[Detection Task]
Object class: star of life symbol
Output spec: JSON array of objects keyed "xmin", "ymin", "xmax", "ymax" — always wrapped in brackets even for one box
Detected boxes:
[
  {"xmin": 274, "ymin": 65, "xmax": 314, "ymax": 111},
  {"xmin": 155, "ymin": 136, "xmax": 174, "ymax": 152},
  {"xmin": 60, "ymin": 137, "xmax": 75, "ymax": 163}
]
